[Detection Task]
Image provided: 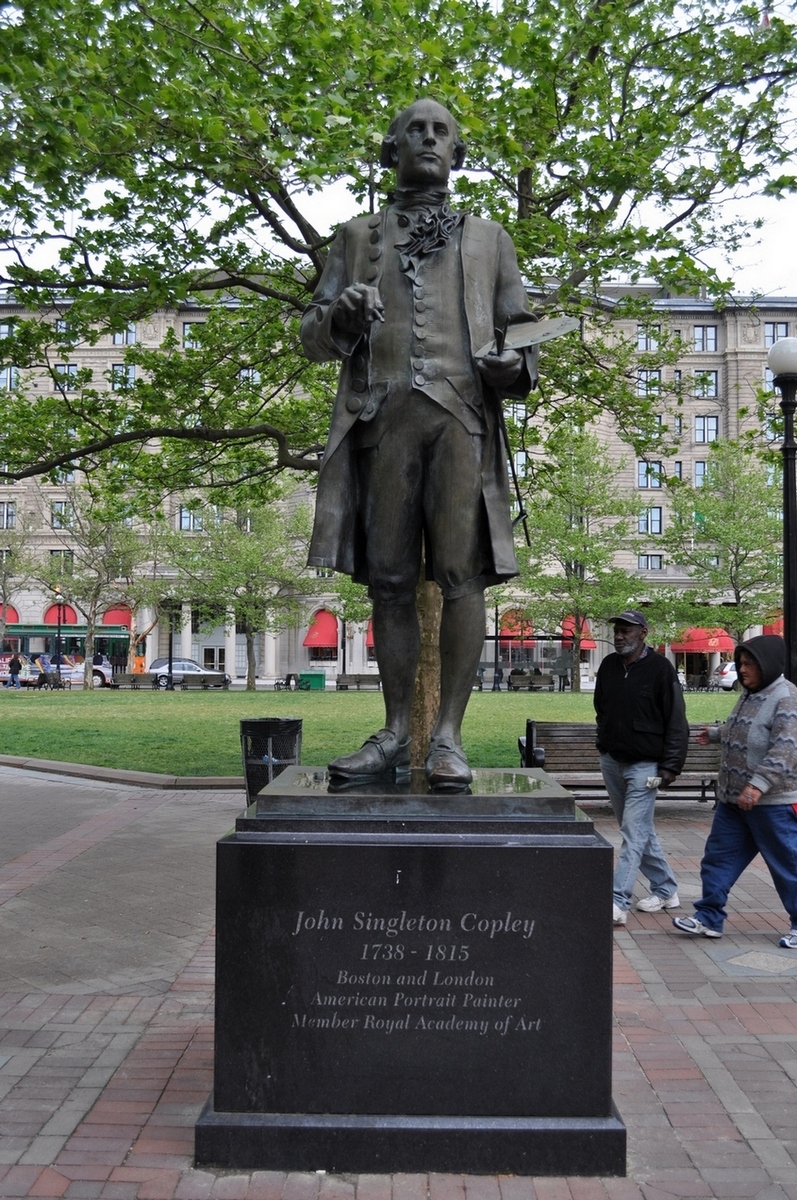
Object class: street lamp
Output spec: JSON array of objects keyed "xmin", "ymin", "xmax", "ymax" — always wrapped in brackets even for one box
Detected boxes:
[
  {"xmin": 767, "ymin": 336, "xmax": 797, "ymax": 684},
  {"xmin": 493, "ymin": 604, "xmax": 502, "ymax": 690},
  {"xmin": 53, "ymin": 585, "xmax": 63, "ymax": 686}
]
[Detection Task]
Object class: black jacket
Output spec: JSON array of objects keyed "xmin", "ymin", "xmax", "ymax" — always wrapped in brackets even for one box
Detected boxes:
[{"xmin": 594, "ymin": 647, "xmax": 688, "ymax": 773}]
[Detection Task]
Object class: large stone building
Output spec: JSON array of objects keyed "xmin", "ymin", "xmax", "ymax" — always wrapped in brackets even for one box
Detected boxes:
[{"xmin": 1, "ymin": 287, "xmax": 792, "ymax": 685}]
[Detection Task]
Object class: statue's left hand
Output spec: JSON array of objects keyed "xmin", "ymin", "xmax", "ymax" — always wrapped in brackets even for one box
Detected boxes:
[{"xmin": 476, "ymin": 348, "xmax": 522, "ymax": 388}]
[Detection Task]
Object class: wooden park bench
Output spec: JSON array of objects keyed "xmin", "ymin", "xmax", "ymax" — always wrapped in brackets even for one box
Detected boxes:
[
  {"xmin": 507, "ymin": 671, "xmax": 555, "ymax": 692},
  {"xmin": 518, "ymin": 719, "xmax": 721, "ymax": 804},
  {"xmin": 336, "ymin": 673, "xmax": 382, "ymax": 690},
  {"xmin": 115, "ymin": 672, "xmax": 157, "ymax": 689}
]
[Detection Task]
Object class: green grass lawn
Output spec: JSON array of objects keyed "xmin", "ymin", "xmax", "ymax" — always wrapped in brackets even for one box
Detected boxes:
[{"xmin": 0, "ymin": 686, "xmax": 738, "ymax": 776}]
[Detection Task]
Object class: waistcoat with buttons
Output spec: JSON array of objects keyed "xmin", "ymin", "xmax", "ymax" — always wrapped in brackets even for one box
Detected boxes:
[{"xmin": 361, "ymin": 209, "xmax": 485, "ymax": 435}]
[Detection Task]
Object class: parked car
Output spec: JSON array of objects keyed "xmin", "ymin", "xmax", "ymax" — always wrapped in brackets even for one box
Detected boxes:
[
  {"xmin": 712, "ymin": 661, "xmax": 738, "ymax": 690},
  {"xmin": 148, "ymin": 657, "xmax": 232, "ymax": 688},
  {"xmin": 67, "ymin": 656, "xmax": 115, "ymax": 688}
]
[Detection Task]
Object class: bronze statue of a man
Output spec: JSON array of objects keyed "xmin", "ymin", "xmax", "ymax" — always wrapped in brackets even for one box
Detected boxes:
[{"xmin": 302, "ymin": 99, "xmax": 536, "ymax": 787}]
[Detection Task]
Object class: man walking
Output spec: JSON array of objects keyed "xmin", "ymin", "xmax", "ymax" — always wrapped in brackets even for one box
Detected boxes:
[
  {"xmin": 4, "ymin": 654, "xmax": 22, "ymax": 689},
  {"xmin": 302, "ymin": 99, "xmax": 536, "ymax": 788},
  {"xmin": 595, "ymin": 610, "xmax": 688, "ymax": 925}
]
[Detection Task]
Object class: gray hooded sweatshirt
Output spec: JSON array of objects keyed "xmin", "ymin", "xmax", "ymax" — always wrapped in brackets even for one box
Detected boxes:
[{"xmin": 709, "ymin": 634, "xmax": 797, "ymax": 806}]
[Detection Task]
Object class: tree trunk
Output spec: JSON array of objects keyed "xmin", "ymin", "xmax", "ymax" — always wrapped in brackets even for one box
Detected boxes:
[
  {"xmin": 83, "ymin": 615, "xmax": 96, "ymax": 690},
  {"xmin": 571, "ymin": 636, "xmax": 582, "ymax": 693},
  {"xmin": 409, "ymin": 577, "xmax": 442, "ymax": 767},
  {"xmin": 245, "ymin": 620, "xmax": 257, "ymax": 690}
]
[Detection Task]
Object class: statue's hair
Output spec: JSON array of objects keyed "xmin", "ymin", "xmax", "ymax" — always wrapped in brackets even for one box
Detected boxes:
[{"xmin": 379, "ymin": 100, "xmax": 467, "ymax": 171}]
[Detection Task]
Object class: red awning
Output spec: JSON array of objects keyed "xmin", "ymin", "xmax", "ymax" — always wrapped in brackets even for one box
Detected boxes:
[
  {"xmin": 43, "ymin": 603, "xmax": 79, "ymax": 625},
  {"xmin": 102, "ymin": 606, "xmax": 132, "ymax": 627},
  {"xmin": 1, "ymin": 605, "xmax": 20, "ymax": 623},
  {"xmin": 303, "ymin": 609, "xmax": 338, "ymax": 648},
  {"xmin": 764, "ymin": 615, "xmax": 784, "ymax": 637},
  {"xmin": 365, "ymin": 619, "xmax": 375, "ymax": 648},
  {"xmin": 499, "ymin": 609, "xmax": 535, "ymax": 645},
  {"xmin": 560, "ymin": 615, "xmax": 597, "ymax": 650},
  {"xmin": 671, "ymin": 627, "xmax": 735, "ymax": 653}
]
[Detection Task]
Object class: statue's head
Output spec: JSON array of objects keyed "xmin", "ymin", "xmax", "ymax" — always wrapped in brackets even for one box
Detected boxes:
[{"xmin": 379, "ymin": 99, "xmax": 467, "ymax": 188}]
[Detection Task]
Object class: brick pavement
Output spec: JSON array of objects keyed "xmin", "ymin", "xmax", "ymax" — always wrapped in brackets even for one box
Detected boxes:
[{"xmin": 1, "ymin": 766, "xmax": 796, "ymax": 1200}]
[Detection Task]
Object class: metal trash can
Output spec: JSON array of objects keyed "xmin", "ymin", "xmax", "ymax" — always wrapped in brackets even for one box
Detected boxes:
[{"xmin": 240, "ymin": 718, "xmax": 302, "ymax": 802}]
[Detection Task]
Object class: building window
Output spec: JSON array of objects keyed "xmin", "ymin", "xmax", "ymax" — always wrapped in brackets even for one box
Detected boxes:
[
  {"xmin": 0, "ymin": 321, "xmax": 13, "ymax": 339},
  {"xmin": 695, "ymin": 414, "xmax": 719, "ymax": 443},
  {"xmin": 51, "ymin": 501, "xmax": 74, "ymax": 529},
  {"xmin": 694, "ymin": 370, "xmax": 718, "ymax": 398},
  {"xmin": 636, "ymin": 325, "xmax": 660, "ymax": 351},
  {"xmin": 49, "ymin": 549, "xmax": 73, "ymax": 574},
  {"xmin": 112, "ymin": 324, "xmax": 136, "ymax": 345},
  {"xmin": 183, "ymin": 322, "xmax": 205, "ymax": 348},
  {"xmin": 694, "ymin": 461, "xmax": 707, "ymax": 487},
  {"xmin": 178, "ymin": 506, "xmax": 203, "ymax": 532},
  {"xmin": 673, "ymin": 461, "xmax": 683, "ymax": 479},
  {"xmin": 693, "ymin": 325, "xmax": 718, "ymax": 352},
  {"xmin": 514, "ymin": 450, "xmax": 529, "ymax": 476},
  {"xmin": 637, "ymin": 369, "xmax": 661, "ymax": 397},
  {"xmin": 506, "ymin": 402, "xmax": 528, "ymax": 423},
  {"xmin": 638, "ymin": 507, "xmax": 663, "ymax": 535},
  {"xmin": 238, "ymin": 367, "xmax": 261, "ymax": 383},
  {"xmin": 638, "ymin": 555, "xmax": 663, "ymax": 570},
  {"xmin": 0, "ymin": 501, "xmax": 15, "ymax": 529},
  {"xmin": 672, "ymin": 415, "xmax": 683, "ymax": 436},
  {"xmin": 764, "ymin": 366, "xmax": 775, "ymax": 393},
  {"xmin": 765, "ymin": 322, "xmax": 788, "ymax": 348},
  {"xmin": 53, "ymin": 363, "xmax": 78, "ymax": 391},
  {"xmin": 308, "ymin": 645, "xmax": 337, "ymax": 662},
  {"xmin": 315, "ymin": 567, "xmax": 335, "ymax": 578},
  {"xmin": 110, "ymin": 364, "xmax": 136, "ymax": 389},
  {"xmin": 637, "ymin": 461, "xmax": 662, "ymax": 489},
  {"xmin": 0, "ymin": 365, "xmax": 17, "ymax": 390},
  {"xmin": 54, "ymin": 318, "xmax": 75, "ymax": 341}
]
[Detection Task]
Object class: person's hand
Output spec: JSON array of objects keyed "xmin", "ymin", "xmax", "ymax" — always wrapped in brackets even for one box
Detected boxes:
[
  {"xmin": 476, "ymin": 348, "xmax": 522, "ymax": 388},
  {"xmin": 331, "ymin": 284, "xmax": 385, "ymax": 334},
  {"xmin": 659, "ymin": 769, "xmax": 677, "ymax": 789},
  {"xmin": 738, "ymin": 784, "xmax": 762, "ymax": 810},
  {"xmin": 695, "ymin": 725, "xmax": 711, "ymax": 745}
]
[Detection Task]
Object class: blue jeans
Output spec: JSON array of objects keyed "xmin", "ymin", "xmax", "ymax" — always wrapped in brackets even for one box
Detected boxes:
[
  {"xmin": 4, "ymin": 675, "xmax": 21, "ymax": 689},
  {"xmin": 695, "ymin": 801, "xmax": 797, "ymax": 933},
  {"xmin": 600, "ymin": 753, "xmax": 678, "ymax": 912}
]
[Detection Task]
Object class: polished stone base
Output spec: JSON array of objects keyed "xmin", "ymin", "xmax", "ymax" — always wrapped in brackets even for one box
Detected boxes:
[
  {"xmin": 195, "ymin": 768, "xmax": 626, "ymax": 1175},
  {"xmin": 195, "ymin": 1102, "xmax": 627, "ymax": 1176}
]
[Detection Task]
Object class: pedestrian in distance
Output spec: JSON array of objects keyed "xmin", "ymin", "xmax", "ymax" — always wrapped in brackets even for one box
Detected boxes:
[
  {"xmin": 594, "ymin": 610, "xmax": 689, "ymax": 926},
  {"xmin": 673, "ymin": 635, "xmax": 797, "ymax": 948},
  {"xmin": 4, "ymin": 654, "xmax": 22, "ymax": 688}
]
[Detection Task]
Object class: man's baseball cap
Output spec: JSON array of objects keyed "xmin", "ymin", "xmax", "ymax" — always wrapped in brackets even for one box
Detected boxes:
[{"xmin": 608, "ymin": 610, "xmax": 648, "ymax": 629}]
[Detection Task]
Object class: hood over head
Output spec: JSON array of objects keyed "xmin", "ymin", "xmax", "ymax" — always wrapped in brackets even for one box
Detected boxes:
[{"xmin": 734, "ymin": 634, "xmax": 786, "ymax": 691}]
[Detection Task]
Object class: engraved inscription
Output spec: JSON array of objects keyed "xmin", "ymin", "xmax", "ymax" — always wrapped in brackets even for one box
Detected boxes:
[{"xmin": 287, "ymin": 906, "xmax": 543, "ymax": 1039}]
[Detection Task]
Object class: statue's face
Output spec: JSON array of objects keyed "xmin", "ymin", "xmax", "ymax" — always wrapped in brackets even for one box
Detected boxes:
[{"xmin": 392, "ymin": 100, "xmax": 457, "ymax": 189}]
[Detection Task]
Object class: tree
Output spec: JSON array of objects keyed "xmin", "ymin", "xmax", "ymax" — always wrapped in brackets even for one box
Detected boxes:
[
  {"xmin": 2, "ymin": 0, "xmax": 797, "ymax": 492},
  {"xmin": 34, "ymin": 487, "xmax": 157, "ymax": 686},
  {"xmin": 0, "ymin": 511, "xmax": 37, "ymax": 643},
  {"xmin": 662, "ymin": 440, "xmax": 782, "ymax": 642},
  {"xmin": 514, "ymin": 430, "xmax": 642, "ymax": 689},
  {"xmin": 165, "ymin": 498, "xmax": 314, "ymax": 689}
]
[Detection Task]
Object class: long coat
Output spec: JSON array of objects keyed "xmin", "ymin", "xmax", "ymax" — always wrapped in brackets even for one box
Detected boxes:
[{"xmin": 301, "ymin": 209, "xmax": 535, "ymax": 586}]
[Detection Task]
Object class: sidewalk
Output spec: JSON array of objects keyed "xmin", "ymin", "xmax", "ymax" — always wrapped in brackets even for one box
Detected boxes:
[{"xmin": 1, "ymin": 765, "xmax": 796, "ymax": 1200}]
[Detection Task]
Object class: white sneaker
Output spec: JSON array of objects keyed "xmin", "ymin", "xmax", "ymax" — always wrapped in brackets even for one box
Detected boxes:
[
  {"xmin": 637, "ymin": 892, "xmax": 681, "ymax": 912},
  {"xmin": 612, "ymin": 903, "xmax": 627, "ymax": 926}
]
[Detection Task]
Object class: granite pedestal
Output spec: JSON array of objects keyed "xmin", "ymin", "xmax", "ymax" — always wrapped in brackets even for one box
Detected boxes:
[{"xmin": 195, "ymin": 768, "xmax": 626, "ymax": 1175}]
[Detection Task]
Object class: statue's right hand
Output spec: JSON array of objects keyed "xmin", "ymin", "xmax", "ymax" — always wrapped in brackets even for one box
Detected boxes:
[{"xmin": 332, "ymin": 284, "xmax": 385, "ymax": 333}]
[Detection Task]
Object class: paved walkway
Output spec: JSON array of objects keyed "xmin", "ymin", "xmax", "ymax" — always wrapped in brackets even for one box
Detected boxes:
[{"xmin": 1, "ymin": 766, "xmax": 796, "ymax": 1200}]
